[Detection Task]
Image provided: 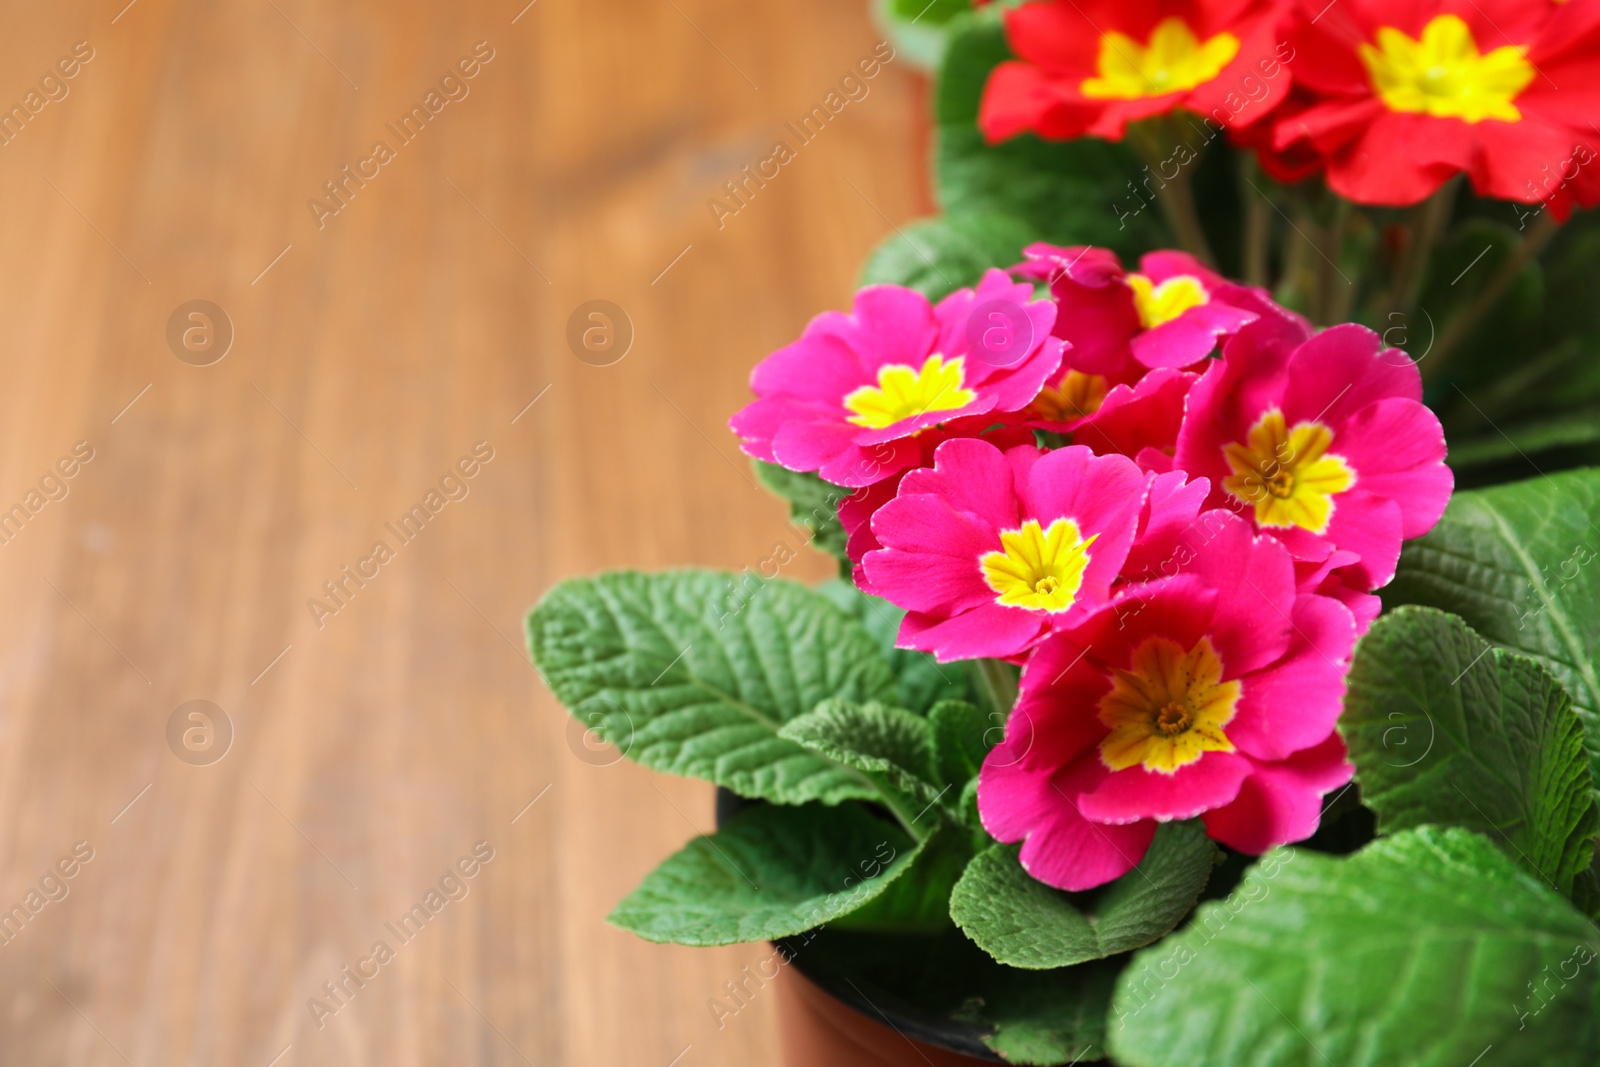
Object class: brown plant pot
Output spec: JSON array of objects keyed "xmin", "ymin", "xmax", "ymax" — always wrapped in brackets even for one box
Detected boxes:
[
  {"xmin": 715, "ymin": 789, "xmax": 1004, "ymax": 1064},
  {"xmin": 777, "ymin": 966, "xmax": 998, "ymax": 1066}
]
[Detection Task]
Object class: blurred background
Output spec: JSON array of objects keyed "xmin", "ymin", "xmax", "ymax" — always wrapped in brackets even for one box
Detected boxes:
[{"xmin": 0, "ymin": 0, "xmax": 928, "ymax": 1062}]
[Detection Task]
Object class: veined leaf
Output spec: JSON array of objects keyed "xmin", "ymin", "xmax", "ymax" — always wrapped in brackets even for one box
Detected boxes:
[
  {"xmin": 1387, "ymin": 470, "xmax": 1600, "ymax": 784},
  {"xmin": 858, "ymin": 212, "xmax": 1038, "ymax": 300},
  {"xmin": 779, "ymin": 699, "xmax": 943, "ymax": 806},
  {"xmin": 1447, "ymin": 408, "xmax": 1600, "ymax": 472},
  {"xmin": 834, "ymin": 822, "xmax": 975, "ymax": 934},
  {"xmin": 961, "ymin": 962, "xmax": 1118, "ymax": 1064},
  {"xmin": 815, "ymin": 579, "xmax": 971, "ymax": 714},
  {"xmin": 1109, "ymin": 828, "xmax": 1600, "ymax": 1067},
  {"xmin": 609, "ymin": 802, "xmax": 920, "ymax": 945},
  {"xmin": 526, "ymin": 570, "xmax": 896, "ymax": 805},
  {"xmin": 950, "ymin": 823, "xmax": 1218, "ymax": 969},
  {"xmin": 752, "ymin": 460, "xmax": 851, "ymax": 569},
  {"xmin": 1343, "ymin": 606, "xmax": 1597, "ymax": 897},
  {"xmin": 928, "ymin": 699, "xmax": 990, "ymax": 789}
]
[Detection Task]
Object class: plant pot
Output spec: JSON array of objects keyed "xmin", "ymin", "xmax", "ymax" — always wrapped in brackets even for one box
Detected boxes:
[
  {"xmin": 715, "ymin": 790, "xmax": 1005, "ymax": 1065},
  {"xmin": 777, "ymin": 965, "xmax": 999, "ymax": 1066}
]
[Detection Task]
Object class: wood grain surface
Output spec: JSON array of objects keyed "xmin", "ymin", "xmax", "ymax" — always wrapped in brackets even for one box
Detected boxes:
[{"xmin": 0, "ymin": 0, "xmax": 924, "ymax": 1062}]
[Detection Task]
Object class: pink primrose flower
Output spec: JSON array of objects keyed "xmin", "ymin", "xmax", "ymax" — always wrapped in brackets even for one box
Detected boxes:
[
  {"xmin": 1174, "ymin": 321, "xmax": 1452, "ymax": 589},
  {"xmin": 730, "ymin": 271, "xmax": 1063, "ymax": 488},
  {"xmin": 862, "ymin": 439, "xmax": 1147, "ymax": 661},
  {"xmin": 978, "ymin": 509, "xmax": 1357, "ymax": 890},
  {"xmin": 1014, "ymin": 245, "xmax": 1283, "ymax": 431}
]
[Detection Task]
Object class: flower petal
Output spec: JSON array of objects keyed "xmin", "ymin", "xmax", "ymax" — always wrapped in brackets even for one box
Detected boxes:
[
  {"xmin": 1227, "ymin": 593, "xmax": 1356, "ymax": 761},
  {"xmin": 1202, "ymin": 733, "xmax": 1353, "ymax": 853}
]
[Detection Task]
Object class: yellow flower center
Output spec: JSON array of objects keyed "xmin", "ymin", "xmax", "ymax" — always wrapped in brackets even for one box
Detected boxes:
[
  {"xmin": 979, "ymin": 517, "xmax": 1097, "ymax": 613},
  {"xmin": 1127, "ymin": 273, "xmax": 1210, "ymax": 330},
  {"xmin": 1222, "ymin": 409, "xmax": 1356, "ymax": 535},
  {"xmin": 842, "ymin": 354, "xmax": 977, "ymax": 430},
  {"xmin": 1098, "ymin": 635, "xmax": 1240, "ymax": 775},
  {"xmin": 1030, "ymin": 370, "xmax": 1108, "ymax": 423},
  {"xmin": 1081, "ymin": 17, "xmax": 1240, "ymax": 101},
  {"xmin": 1358, "ymin": 14, "xmax": 1534, "ymax": 124}
]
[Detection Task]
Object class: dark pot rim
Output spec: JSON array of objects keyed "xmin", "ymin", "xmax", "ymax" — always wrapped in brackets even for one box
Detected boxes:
[{"xmin": 714, "ymin": 788, "xmax": 1005, "ymax": 1062}]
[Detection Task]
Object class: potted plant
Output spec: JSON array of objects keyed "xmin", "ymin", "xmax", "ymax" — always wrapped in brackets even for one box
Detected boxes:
[{"xmin": 527, "ymin": 1, "xmax": 1600, "ymax": 1062}]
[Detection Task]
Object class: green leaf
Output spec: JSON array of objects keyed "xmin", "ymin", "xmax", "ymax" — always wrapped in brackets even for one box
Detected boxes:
[
  {"xmin": 1446, "ymin": 407, "xmax": 1600, "ymax": 471},
  {"xmin": 526, "ymin": 570, "xmax": 896, "ymax": 805},
  {"xmin": 957, "ymin": 775, "xmax": 982, "ymax": 829},
  {"xmin": 857, "ymin": 212, "xmax": 1037, "ymax": 300},
  {"xmin": 1419, "ymin": 220, "xmax": 1544, "ymax": 386},
  {"xmin": 779, "ymin": 699, "xmax": 942, "ymax": 805},
  {"xmin": 835, "ymin": 822, "xmax": 976, "ymax": 934},
  {"xmin": 815, "ymin": 579, "xmax": 972, "ymax": 714},
  {"xmin": 889, "ymin": 0, "xmax": 967, "ymax": 26},
  {"xmin": 934, "ymin": 15, "xmax": 1168, "ymax": 256},
  {"xmin": 872, "ymin": 0, "xmax": 956, "ymax": 72},
  {"xmin": 1387, "ymin": 470, "xmax": 1600, "ymax": 784},
  {"xmin": 960, "ymin": 963, "xmax": 1118, "ymax": 1064},
  {"xmin": 1342, "ymin": 606, "xmax": 1597, "ymax": 897},
  {"xmin": 928, "ymin": 699, "xmax": 991, "ymax": 789},
  {"xmin": 1442, "ymin": 342, "xmax": 1600, "ymax": 466},
  {"xmin": 950, "ymin": 823, "xmax": 1219, "ymax": 969},
  {"xmin": 752, "ymin": 460, "xmax": 851, "ymax": 569},
  {"xmin": 1576, "ymin": 852, "xmax": 1600, "ymax": 917},
  {"xmin": 1108, "ymin": 827, "xmax": 1600, "ymax": 1067},
  {"xmin": 608, "ymin": 802, "xmax": 920, "ymax": 945},
  {"xmin": 1535, "ymin": 225, "xmax": 1600, "ymax": 371},
  {"xmin": 1439, "ymin": 221, "xmax": 1600, "ymax": 438}
]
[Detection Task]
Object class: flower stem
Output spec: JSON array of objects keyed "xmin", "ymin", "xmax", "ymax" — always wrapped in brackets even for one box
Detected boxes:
[
  {"xmin": 969, "ymin": 658, "xmax": 1019, "ymax": 722},
  {"xmin": 1274, "ymin": 193, "xmax": 1319, "ymax": 317},
  {"xmin": 1154, "ymin": 167, "xmax": 1217, "ymax": 268},
  {"xmin": 1127, "ymin": 120, "xmax": 1217, "ymax": 267},
  {"xmin": 1387, "ymin": 180, "xmax": 1458, "ymax": 319},
  {"xmin": 867, "ymin": 774, "xmax": 932, "ymax": 845},
  {"xmin": 1423, "ymin": 212, "xmax": 1559, "ymax": 384},
  {"xmin": 1239, "ymin": 159, "xmax": 1273, "ymax": 288},
  {"xmin": 1315, "ymin": 198, "xmax": 1354, "ymax": 328}
]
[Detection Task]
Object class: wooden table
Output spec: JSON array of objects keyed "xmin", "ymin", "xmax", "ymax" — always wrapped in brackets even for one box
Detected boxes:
[{"xmin": 0, "ymin": 0, "xmax": 924, "ymax": 1061}]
